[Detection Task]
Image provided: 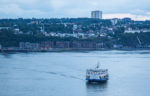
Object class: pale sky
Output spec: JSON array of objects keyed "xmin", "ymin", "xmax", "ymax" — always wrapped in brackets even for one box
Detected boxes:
[{"xmin": 0, "ymin": 0, "xmax": 150, "ymax": 20}]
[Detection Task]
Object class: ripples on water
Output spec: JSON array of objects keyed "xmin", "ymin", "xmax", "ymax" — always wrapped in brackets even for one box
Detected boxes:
[{"xmin": 0, "ymin": 50, "xmax": 150, "ymax": 96}]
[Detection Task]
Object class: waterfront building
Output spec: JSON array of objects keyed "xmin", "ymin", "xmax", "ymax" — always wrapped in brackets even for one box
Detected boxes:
[
  {"xmin": 113, "ymin": 44, "xmax": 123, "ymax": 48},
  {"xmin": 91, "ymin": 10, "xmax": 102, "ymax": 19},
  {"xmin": 55, "ymin": 41, "xmax": 70, "ymax": 48},
  {"xmin": 72, "ymin": 41, "xmax": 97, "ymax": 48},
  {"xmin": 40, "ymin": 41, "xmax": 54, "ymax": 49},
  {"xmin": 19, "ymin": 42, "xmax": 39, "ymax": 50}
]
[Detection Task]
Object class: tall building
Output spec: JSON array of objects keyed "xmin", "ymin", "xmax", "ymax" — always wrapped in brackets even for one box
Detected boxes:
[
  {"xmin": 91, "ymin": 10, "xmax": 102, "ymax": 19},
  {"xmin": 0, "ymin": 44, "xmax": 2, "ymax": 50}
]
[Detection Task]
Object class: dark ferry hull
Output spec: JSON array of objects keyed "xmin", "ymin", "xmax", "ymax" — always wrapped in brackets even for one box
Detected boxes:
[{"xmin": 86, "ymin": 78, "xmax": 108, "ymax": 82}]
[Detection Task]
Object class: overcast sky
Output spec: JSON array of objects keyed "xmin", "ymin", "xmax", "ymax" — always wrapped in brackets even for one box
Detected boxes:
[{"xmin": 0, "ymin": 0, "xmax": 150, "ymax": 20}]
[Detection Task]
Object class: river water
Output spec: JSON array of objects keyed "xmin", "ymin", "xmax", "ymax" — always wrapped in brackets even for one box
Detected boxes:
[{"xmin": 0, "ymin": 50, "xmax": 150, "ymax": 96}]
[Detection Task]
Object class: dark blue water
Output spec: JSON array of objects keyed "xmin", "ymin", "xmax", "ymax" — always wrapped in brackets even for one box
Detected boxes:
[{"xmin": 0, "ymin": 50, "xmax": 150, "ymax": 96}]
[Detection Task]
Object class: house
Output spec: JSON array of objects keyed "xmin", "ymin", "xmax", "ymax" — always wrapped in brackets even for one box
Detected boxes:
[
  {"xmin": 124, "ymin": 29, "xmax": 150, "ymax": 33},
  {"xmin": 0, "ymin": 27, "xmax": 10, "ymax": 30}
]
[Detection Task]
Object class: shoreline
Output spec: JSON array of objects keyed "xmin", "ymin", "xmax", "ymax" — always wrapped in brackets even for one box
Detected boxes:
[{"xmin": 0, "ymin": 48, "xmax": 150, "ymax": 53}]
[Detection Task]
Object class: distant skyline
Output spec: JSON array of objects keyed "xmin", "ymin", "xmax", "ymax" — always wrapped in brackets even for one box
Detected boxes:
[{"xmin": 0, "ymin": 0, "xmax": 150, "ymax": 21}]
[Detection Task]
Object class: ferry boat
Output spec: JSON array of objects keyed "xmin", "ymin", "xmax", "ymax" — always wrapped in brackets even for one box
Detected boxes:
[{"xmin": 86, "ymin": 63, "xmax": 109, "ymax": 82}]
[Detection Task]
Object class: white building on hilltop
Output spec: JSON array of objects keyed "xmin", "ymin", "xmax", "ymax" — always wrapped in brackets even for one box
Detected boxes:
[
  {"xmin": 111, "ymin": 18, "xmax": 119, "ymax": 25},
  {"xmin": 91, "ymin": 10, "xmax": 102, "ymax": 19}
]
